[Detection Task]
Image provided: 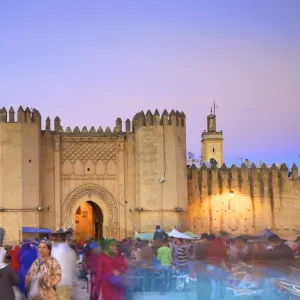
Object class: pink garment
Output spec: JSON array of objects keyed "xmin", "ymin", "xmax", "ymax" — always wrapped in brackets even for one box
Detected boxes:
[{"xmin": 93, "ymin": 253, "xmax": 128, "ymax": 300}]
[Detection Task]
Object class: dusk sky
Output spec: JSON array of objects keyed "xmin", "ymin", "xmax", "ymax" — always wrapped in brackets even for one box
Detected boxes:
[{"xmin": 1, "ymin": 1, "xmax": 300, "ymax": 168}]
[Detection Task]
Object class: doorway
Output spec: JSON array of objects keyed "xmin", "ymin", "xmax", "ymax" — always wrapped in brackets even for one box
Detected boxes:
[{"xmin": 74, "ymin": 201, "xmax": 103, "ymax": 242}]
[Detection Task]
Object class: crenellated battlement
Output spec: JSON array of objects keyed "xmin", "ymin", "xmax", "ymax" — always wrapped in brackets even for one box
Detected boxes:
[
  {"xmin": 43, "ymin": 108, "xmax": 185, "ymax": 135},
  {"xmin": 44, "ymin": 115, "xmax": 124, "ymax": 136},
  {"xmin": 187, "ymin": 162, "xmax": 299, "ymax": 189},
  {"xmin": 131, "ymin": 109, "xmax": 186, "ymax": 132},
  {"xmin": 0, "ymin": 106, "xmax": 41, "ymax": 125}
]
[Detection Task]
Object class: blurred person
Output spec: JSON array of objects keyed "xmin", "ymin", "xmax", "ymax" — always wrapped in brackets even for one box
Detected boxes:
[
  {"xmin": 51, "ymin": 233, "xmax": 77, "ymax": 300},
  {"xmin": 157, "ymin": 239, "xmax": 172, "ymax": 293},
  {"xmin": 292, "ymin": 236, "xmax": 300, "ymax": 257},
  {"xmin": 193, "ymin": 233, "xmax": 212, "ymax": 300},
  {"xmin": 87, "ymin": 242, "xmax": 102, "ymax": 300},
  {"xmin": 92, "ymin": 239, "xmax": 128, "ymax": 300},
  {"xmin": 26, "ymin": 239, "xmax": 61, "ymax": 299},
  {"xmin": 229, "ymin": 236, "xmax": 250, "ymax": 263},
  {"xmin": 18, "ymin": 239, "xmax": 38, "ymax": 298},
  {"xmin": 130, "ymin": 243, "xmax": 142, "ymax": 261},
  {"xmin": 251, "ymin": 242, "xmax": 267, "ymax": 288},
  {"xmin": 206, "ymin": 232, "xmax": 229, "ymax": 300},
  {"xmin": 0, "ymin": 247, "xmax": 19, "ymax": 300},
  {"xmin": 260, "ymin": 234, "xmax": 294, "ymax": 276},
  {"xmin": 140, "ymin": 240, "xmax": 154, "ymax": 292},
  {"xmin": 176, "ymin": 238, "xmax": 189, "ymax": 274},
  {"xmin": 153, "ymin": 225, "xmax": 168, "ymax": 248},
  {"xmin": 256, "ymin": 234, "xmax": 294, "ymax": 299},
  {"xmin": 10, "ymin": 244, "xmax": 20, "ymax": 273}
]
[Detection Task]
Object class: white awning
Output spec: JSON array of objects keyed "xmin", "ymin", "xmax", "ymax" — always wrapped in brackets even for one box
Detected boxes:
[{"xmin": 168, "ymin": 229, "xmax": 193, "ymax": 239}]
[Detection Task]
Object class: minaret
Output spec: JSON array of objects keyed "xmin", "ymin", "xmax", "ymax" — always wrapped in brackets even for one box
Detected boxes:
[{"xmin": 201, "ymin": 103, "xmax": 224, "ymax": 166}]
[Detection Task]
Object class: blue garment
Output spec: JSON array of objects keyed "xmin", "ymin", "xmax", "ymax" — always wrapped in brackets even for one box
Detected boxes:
[
  {"xmin": 89, "ymin": 242, "xmax": 97, "ymax": 249},
  {"xmin": 154, "ymin": 256, "xmax": 161, "ymax": 270},
  {"xmin": 206, "ymin": 265, "xmax": 225, "ymax": 300},
  {"xmin": 18, "ymin": 246, "xmax": 38, "ymax": 295},
  {"xmin": 160, "ymin": 266, "xmax": 172, "ymax": 291}
]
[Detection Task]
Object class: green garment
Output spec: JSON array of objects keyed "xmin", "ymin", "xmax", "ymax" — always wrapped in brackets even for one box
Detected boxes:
[
  {"xmin": 157, "ymin": 246, "xmax": 172, "ymax": 266},
  {"xmin": 104, "ymin": 239, "xmax": 116, "ymax": 257}
]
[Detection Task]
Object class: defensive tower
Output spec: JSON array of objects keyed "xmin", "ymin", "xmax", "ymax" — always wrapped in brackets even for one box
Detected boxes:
[{"xmin": 0, "ymin": 107, "xmax": 42, "ymax": 243}]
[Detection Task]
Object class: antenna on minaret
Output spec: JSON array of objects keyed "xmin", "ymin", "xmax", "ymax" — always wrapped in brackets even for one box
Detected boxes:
[{"xmin": 213, "ymin": 101, "xmax": 219, "ymax": 115}]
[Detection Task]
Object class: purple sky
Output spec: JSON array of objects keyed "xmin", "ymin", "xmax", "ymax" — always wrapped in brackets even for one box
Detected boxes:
[{"xmin": 1, "ymin": 1, "xmax": 300, "ymax": 168}]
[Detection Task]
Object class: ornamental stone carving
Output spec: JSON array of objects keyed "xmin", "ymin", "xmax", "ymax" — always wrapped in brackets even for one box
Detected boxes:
[
  {"xmin": 137, "ymin": 126, "xmax": 158, "ymax": 206},
  {"xmin": 60, "ymin": 140, "xmax": 117, "ymax": 164},
  {"xmin": 54, "ymin": 135, "xmax": 61, "ymax": 152},
  {"xmin": 139, "ymin": 127, "xmax": 157, "ymax": 162},
  {"xmin": 118, "ymin": 140, "xmax": 124, "ymax": 151},
  {"xmin": 61, "ymin": 184, "xmax": 118, "ymax": 229}
]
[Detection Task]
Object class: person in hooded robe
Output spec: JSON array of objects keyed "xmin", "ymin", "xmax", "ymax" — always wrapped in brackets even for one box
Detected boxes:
[
  {"xmin": 92, "ymin": 239, "xmax": 128, "ymax": 300},
  {"xmin": 0, "ymin": 247, "xmax": 19, "ymax": 300},
  {"xmin": 18, "ymin": 239, "xmax": 38, "ymax": 298}
]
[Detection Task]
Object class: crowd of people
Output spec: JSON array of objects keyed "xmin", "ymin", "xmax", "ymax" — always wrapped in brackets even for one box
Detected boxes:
[{"xmin": 0, "ymin": 225, "xmax": 299, "ymax": 300}]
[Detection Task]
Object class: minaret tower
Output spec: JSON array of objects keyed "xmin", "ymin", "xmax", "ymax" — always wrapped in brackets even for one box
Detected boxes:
[{"xmin": 201, "ymin": 102, "xmax": 224, "ymax": 166}]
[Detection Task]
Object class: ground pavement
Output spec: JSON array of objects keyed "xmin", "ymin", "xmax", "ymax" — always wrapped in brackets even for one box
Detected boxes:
[{"xmin": 72, "ymin": 279, "xmax": 198, "ymax": 300}]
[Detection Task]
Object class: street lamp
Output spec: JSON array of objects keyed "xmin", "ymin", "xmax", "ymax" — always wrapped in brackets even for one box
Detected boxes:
[{"xmin": 228, "ymin": 190, "xmax": 234, "ymax": 210}]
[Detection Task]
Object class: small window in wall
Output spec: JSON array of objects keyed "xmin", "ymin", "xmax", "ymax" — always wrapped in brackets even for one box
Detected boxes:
[{"xmin": 212, "ymin": 147, "xmax": 215, "ymax": 153}]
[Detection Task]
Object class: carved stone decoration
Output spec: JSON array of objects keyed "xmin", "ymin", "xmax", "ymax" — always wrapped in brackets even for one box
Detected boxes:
[
  {"xmin": 139, "ymin": 127, "xmax": 157, "ymax": 163},
  {"xmin": 54, "ymin": 135, "xmax": 61, "ymax": 152},
  {"xmin": 137, "ymin": 126, "xmax": 158, "ymax": 206},
  {"xmin": 60, "ymin": 140, "xmax": 117, "ymax": 164},
  {"xmin": 61, "ymin": 184, "xmax": 118, "ymax": 229},
  {"xmin": 118, "ymin": 140, "xmax": 124, "ymax": 151}
]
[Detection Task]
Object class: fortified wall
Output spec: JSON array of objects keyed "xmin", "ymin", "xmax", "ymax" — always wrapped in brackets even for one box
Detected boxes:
[
  {"xmin": 187, "ymin": 162, "xmax": 300, "ymax": 238},
  {"xmin": 0, "ymin": 106, "xmax": 187, "ymax": 244}
]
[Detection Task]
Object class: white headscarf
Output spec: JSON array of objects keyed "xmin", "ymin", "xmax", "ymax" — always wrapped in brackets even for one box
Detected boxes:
[{"xmin": 0, "ymin": 247, "xmax": 7, "ymax": 269}]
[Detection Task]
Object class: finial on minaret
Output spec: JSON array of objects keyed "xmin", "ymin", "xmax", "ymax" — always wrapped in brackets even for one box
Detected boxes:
[
  {"xmin": 210, "ymin": 107, "xmax": 213, "ymax": 114},
  {"xmin": 213, "ymin": 101, "xmax": 218, "ymax": 115}
]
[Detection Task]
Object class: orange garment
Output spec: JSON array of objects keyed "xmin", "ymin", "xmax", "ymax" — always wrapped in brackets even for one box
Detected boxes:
[{"xmin": 11, "ymin": 245, "xmax": 20, "ymax": 272}]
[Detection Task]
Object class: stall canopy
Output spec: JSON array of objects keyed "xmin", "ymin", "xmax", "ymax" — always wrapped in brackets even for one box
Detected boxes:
[
  {"xmin": 134, "ymin": 232, "xmax": 153, "ymax": 240},
  {"xmin": 183, "ymin": 231, "xmax": 196, "ymax": 238},
  {"xmin": 168, "ymin": 229, "xmax": 193, "ymax": 239},
  {"xmin": 22, "ymin": 227, "xmax": 51, "ymax": 234}
]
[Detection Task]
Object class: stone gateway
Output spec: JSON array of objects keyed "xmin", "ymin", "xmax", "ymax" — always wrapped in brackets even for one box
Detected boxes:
[{"xmin": 0, "ymin": 106, "xmax": 299, "ymax": 244}]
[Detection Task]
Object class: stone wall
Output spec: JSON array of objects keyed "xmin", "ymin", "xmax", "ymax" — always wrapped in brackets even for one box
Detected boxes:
[{"xmin": 187, "ymin": 163, "xmax": 300, "ymax": 238}]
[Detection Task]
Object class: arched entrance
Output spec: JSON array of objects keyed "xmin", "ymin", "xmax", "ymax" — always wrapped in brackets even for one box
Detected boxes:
[
  {"xmin": 74, "ymin": 201, "xmax": 104, "ymax": 242},
  {"xmin": 61, "ymin": 184, "xmax": 120, "ymax": 239}
]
